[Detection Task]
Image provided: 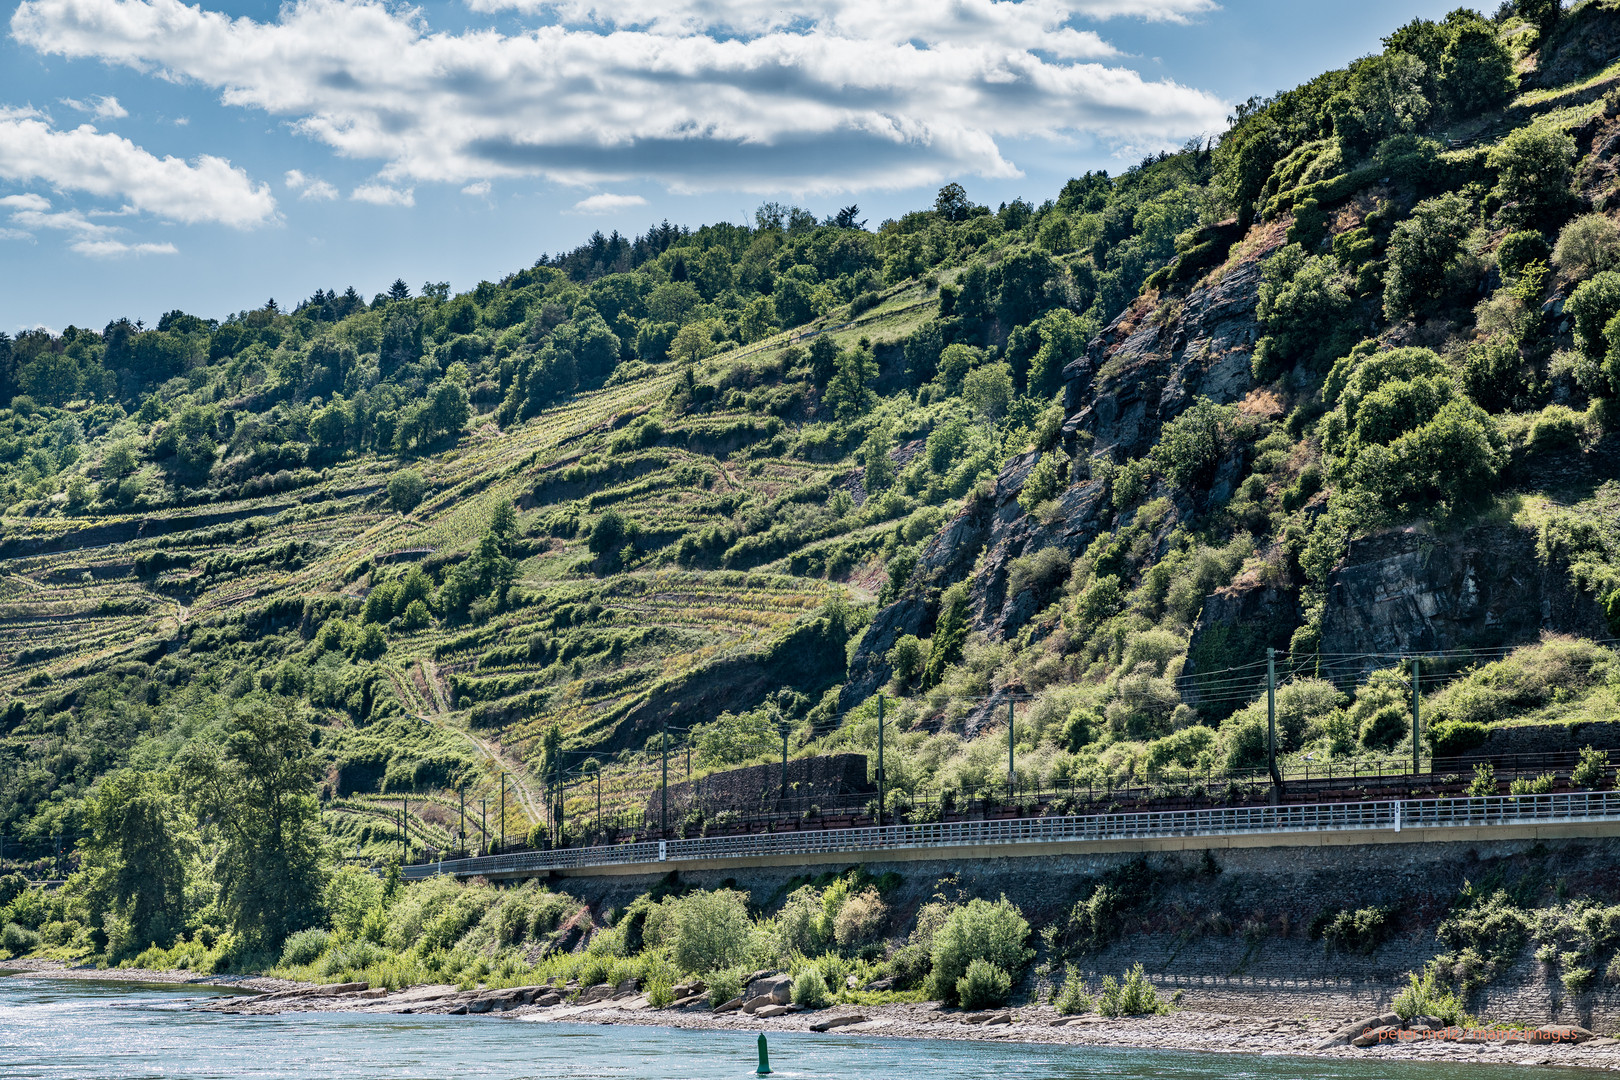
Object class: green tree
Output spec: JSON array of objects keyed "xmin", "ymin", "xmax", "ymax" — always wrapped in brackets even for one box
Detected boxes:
[
  {"xmin": 181, "ymin": 702, "xmax": 326, "ymax": 952},
  {"xmin": 83, "ymin": 770, "xmax": 196, "ymax": 954},
  {"xmin": 1488, "ymin": 126, "xmax": 1575, "ymax": 227},
  {"xmin": 1438, "ymin": 18, "xmax": 1515, "ymax": 118},
  {"xmin": 962, "ymin": 361, "xmax": 1014, "ymax": 422},
  {"xmin": 1383, "ymin": 192, "xmax": 1472, "ymax": 320},
  {"xmin": 387, "ymin": 470, "xmax": 426, "ymax": 513},
  {"xmin": 860, "ymin": 425, "xmax": 895, "ymax": 493},
  {"xmin": 668, "ymin": 321, "xmax": 713, "ymax": 364},
  {"xmin": 807, "ymin": 335, "xmax": 839, "ymax": 388},
  {"xmin": 824, "ymin": 345, "xmax": 877, "ymax": 421},
  {"xmin": 1569, "ymin": 271, "xmax": 1620, "ymax": 361},
  {"xmin": 1152, "ymin": 397, "xmax": 1237, "ymax": 489}
]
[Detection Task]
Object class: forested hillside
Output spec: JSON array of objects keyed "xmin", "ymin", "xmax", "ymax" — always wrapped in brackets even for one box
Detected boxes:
[{"xmin": 3, "ymin": 0, "xmax": 1620, "ymax": 976}]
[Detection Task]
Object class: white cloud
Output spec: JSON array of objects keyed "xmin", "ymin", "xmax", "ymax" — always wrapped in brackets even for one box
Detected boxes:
[
  {"xmin": 0, "ymin": 108, "xmax": 276, "ymax": 226},
  {"xmin": 351, "ymin": 182, "xmax": 414, "ymax": 206},
  {"xmin": 570, "ymin": 192, "xmax": 647, "ymax": 214},
  {"xmin": 461, "ymin": 180, "xmax": 491, "ymax": 196},
  {"xmin": 61, "ymin": 93, "xmax": 128, "ymax": 119},
  {"xmin": 10, "ymin": 0, "xmax": 1230, "ymax": 193},
  {"xmin": 285, "ymin": 168, "xmax": 338, "ymax": 199},
  {"xmin": 71, "ymin": 237, "xmax": 178, "ymax": 256},
  {"xmin": 1, "ymin": 191, "xmax": 183, "ymax": 255}
]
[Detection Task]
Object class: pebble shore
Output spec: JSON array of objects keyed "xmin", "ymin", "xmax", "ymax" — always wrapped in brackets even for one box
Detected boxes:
[{"xmin": 9, "ymin": 960, "xmax": 1617, "ymax": 1068}]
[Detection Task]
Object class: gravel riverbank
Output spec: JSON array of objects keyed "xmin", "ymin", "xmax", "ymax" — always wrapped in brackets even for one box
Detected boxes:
[{"xmin": 169, "ymin": 974, "xmax": 1620, "ymax": 1070}]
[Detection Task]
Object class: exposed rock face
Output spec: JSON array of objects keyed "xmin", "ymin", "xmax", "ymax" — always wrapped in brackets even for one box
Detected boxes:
[
  {"xmin": 1317, "ymin": 524, "xmax": 1610, "ymax": 683},
  {"xmin": 843, "ymin": 233, "xmax": 1280, "ymax": 705},
  {"xmin": 839, "ymin": 492, "xmax": 995, "ymax": 708},
  {"xmin": 1182, "ymin": 581, "xmax": 1302, "ymax": 711}
]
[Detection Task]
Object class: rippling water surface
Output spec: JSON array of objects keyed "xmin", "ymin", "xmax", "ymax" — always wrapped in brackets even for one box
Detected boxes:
[{"xmin": 0, "ymin": 974, "xmax": 1595, "ymax": 1080}]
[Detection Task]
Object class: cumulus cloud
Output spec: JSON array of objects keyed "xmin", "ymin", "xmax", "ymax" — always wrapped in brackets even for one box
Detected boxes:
[
  {"xmin": 351, "ymin": 182, "xmax": 414, "ymax": 206},
  {"xmin": 10, "ymin": 0, "xmax": 1229, "ymax": 193},
  {"xmin": 461, "ymin": 180, "xmax": 491, "ymax": 197},
  {"xmin": 0, "ymin": 106, "xmax": 276, "ymax": 226},
  {"xmin": 60, "ymin": 93, "xmax": 128, "ymax": 119},
  {"xmin": 570, "ymin": 192, "xmax": 647, "ymax": 214},
  {"xmin": 285, "ymin": 168, "xmax": 339, "ymax": 200}
]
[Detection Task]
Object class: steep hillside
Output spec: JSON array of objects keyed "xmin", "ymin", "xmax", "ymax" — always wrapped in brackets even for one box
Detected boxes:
[{"xmin": 2, "ymin": 0, "xmax": 1620, "ymax": 980}]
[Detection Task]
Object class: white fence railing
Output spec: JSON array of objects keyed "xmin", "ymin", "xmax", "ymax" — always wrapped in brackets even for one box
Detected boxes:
[{"xmin": 401, "ymin": 792, "xmax": 1620, "ymax": 881}]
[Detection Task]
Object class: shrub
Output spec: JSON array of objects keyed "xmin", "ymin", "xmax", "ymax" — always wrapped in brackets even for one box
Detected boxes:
[
  {"xmin": 1, "ymin": 922, "xmax": 40, "ymax": 954},
  {"xmin": 279, "ymin": 927, "xmax": 331, "ymax": 967},
  {"xmin": 707, "ymin": 968, "xmax": 744, "ymax": 1009},
  {"xmin": 1509, "ymin": 772, "xmax": 1555, "ymax": 795},
  {"xmin": 1528, "ymin": 405, "xmax": 1586, "ymax": 451},
  {"xmin": 1573, "ymin": 746, "xmax": 1610, "ymax": 790},
  {"xmin": 833, "ymin": 888, "xmax": 888, "ymax": 947},
  {"xmin": 886, "ymin": 942, "xmax": 931, "ymax": 989},
  {"xmin": 668, "ymin": 889, "xmax": 751, "ymax": 975},
  {"xmin": 1498, "ymin": 230, "xmax": 1553, "ymax": 280},
  {"xmin": 387, "ymin": 470, "xmax": 426, "ymax": 513},
  {"xmin": 1569, "ymin": 271, "xmax": 1620, "ymax": 360},
  {"xmin": 1553, "ymin": 214, "xmax": 1620, "ymax": 280},
  {"xmin": 1053, "ymin": 964, "xmax": 1092, "ymax": 1015},
  {"xmin": 1488, "ymin": 126, "xmax": 1576, "ymax": 226},
  {"xmin": 1384, "ymin": 192, "xmax": 1473, "ymax": 320},
  {"xmin": 1392, "ymin": 968, "xmax": 1468, "ymax": 1025},
  {"xmin": 1314, "ymin": 906, "xmax": 1393, "ymax": 955},
  {"xmin": 1467, "ymin": 762, "xmax": 1497, "ymax": 797},
  {"xmin": 1017, "ymin": 453, "xmax": 1065, "ymax": 513},
  {"xmin": 1152, "ymin": 398, "xmax": 1238, "ymax": 490},
  {"xmin": 1428, "ymin": 720, "xmax": 1489, "ymax": 758},
  {"xmin": 1096, "ymin": 964, "xmax": 1169, "ymax": 1016},
  {"xmin": 888, "ymin": 635, "xmax": 924, "ymax": 684},
  {"xmin": 956, "ymin": 959, "xmax": 1012, "ymax": 1009},
  {"xmin": 925, "ymin": 897, "xmax": 1032, "ymax": 1005},
  {"xmin": 1563, "ymin": 965, "xmax": 1596, "ymax": 995},
  {"xmin": 791, "ymin": 967, "xmax": 831, "ymax": 1009}
]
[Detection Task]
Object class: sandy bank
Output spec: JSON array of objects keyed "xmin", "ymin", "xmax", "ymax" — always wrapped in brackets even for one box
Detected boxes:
[{"xmin": 2, "ymin": 957, "xmax": 296, "ymax": 993}]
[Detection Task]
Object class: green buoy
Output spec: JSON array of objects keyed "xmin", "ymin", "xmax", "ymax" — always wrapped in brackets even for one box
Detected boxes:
[{"xmin": 756, "ymin": 1033, "xmax": 772, "ymax": 1075}]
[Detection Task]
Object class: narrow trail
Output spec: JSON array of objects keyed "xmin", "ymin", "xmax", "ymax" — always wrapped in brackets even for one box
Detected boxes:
[{"xmin": 419, "ymin": 659, "xmax": 546, "ymax": 827}]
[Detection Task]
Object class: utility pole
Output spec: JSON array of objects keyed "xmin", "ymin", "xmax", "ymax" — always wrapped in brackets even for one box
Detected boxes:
[
  {"xmin": 554, "ymin": 750, "xmax": 563, "ymax": 848},
  {"xmin": 499, "ymin": 774, "xmax": 506, "ymax": 852},
  {"xmin": 481, "ymin": 797, "xmax": 487, "ymax": 856},
  {"xmin": 1266, "ymin": 648, "xmax": 1282, "ymax": 803},
  {"xmin": 1007, "ymin": 697, "xmax": 1016, "ymax": 799},
  {"xmin": 660, "ymin": 721, "xmax": 669, "ymax": 838},
  {"xmin": 459, "ymin": 788, "xmax": 465, "ymax": 858},
  {"xmin": 780, "ymin": 725, "xmax": 789, "ymax": 805},
  {"xmin": 876, "ymin": 696, "xmax": 885, "ymax": 828},
  {"xmin": 595, "ymin": 767, "xmax": 602, "ymax": 840},
  {"xmin": 1412, "ymin": 655, "xmax": 1422, "ymax": 776},
  {"xmin": 400, "ymin": 800, "xmax": 407, "ymax": 864}
]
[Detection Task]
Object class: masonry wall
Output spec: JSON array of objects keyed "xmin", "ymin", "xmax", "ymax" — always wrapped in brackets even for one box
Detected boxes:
[{"xmin": 548, "ymin": 836, "xmax": 1620, "ymax": 1029}]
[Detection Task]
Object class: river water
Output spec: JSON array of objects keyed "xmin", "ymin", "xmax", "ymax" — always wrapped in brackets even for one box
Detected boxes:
[{"xmin": 0, "ymin": 974, "xmax": 1597, "ymax": 1080}]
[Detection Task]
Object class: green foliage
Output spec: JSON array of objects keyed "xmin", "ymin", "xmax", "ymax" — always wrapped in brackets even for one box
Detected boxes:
[
  {"xmin": 1488, "ymin": 127, "xmax": 1576, "ymax": 228},
  {"xmin": 1096, "ymin": 964, "xmax": 1170, "ymax": 1017},
  {"xmin": 1467, "ymin": 761, "xmax": 1497, "ymax": 797},
  {"xmin": 1017, "ymin": 453, "xmax": 1065, "ymax": 513},
  {"xmin": 2, "ymin": 922, "xmax": 42, "ymax": 955},
  {"xmin": 1384, "ymin": 193, "xmax": 1474, "ymax": 321},
  {"xmin": 667, "ymin": 889, "xmax": 751, "ymax": 975},
  {"xmin": 1570, "ymin": 271, "xmax": 1620, "ymax": 363},
  {"xmin": 1553, "ymin": 215, "xmax": 1620, "ymax": 281},
  {"xmin": 1392, "ymin": 968, "xmax": 1469, "ymax": 1025},
  {"xmin": 956, "ymin": 958, "xmax": 1012, "ymax": 1009},
  {"xmin": 1053, "ymin": 965, "xmax": 1092, "ymax": 1014},
  {"xmin": 1509, "ymin": 772, "xmax": 1556, "ymax": 795},
  {"xmin": 83, "ymin": 769, "xmax": 196, "ymax": 956},
  {"xmin": 1428, "ymin": 720, "xmax": 1489, "ymax": 758},
  {"xmin": 1573, "ymin": 746, "xmax": 1610, "ymax": 790},
  {"xmin": 387, "ymin": 470, "xmax": 426, "ymax": 513},
  {"xmin": 1255, "ymin": 244, "xmax": 1356, "ymax": 373},
  {"xmin": 925, "ymin": 898, "xmax": 1031, "ymax": 1005},
  {"xmin": 280, "ymin": 927, "xmax": 331, "ymax": 967},
  {"xmin": 791, "ymin": 967, "xmax": 832, "ymax": 1008},
  {"xmin": 1151, "ymin": 398, "xmax": 1238, "ymax": 490},
  {"xmin": 1312, "ymin": 905, "xmax": 1393, "ymax": 955}
]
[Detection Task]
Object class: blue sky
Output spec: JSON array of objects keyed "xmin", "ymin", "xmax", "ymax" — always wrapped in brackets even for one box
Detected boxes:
[{"xmin": 0, "ymin": 0, "xmax": 1458, "ymax": 334}]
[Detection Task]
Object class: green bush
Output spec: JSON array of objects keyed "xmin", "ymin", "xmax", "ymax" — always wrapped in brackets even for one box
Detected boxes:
[
  {"xmin": 1096, "ymin": 964, "xmax": 1169, "ymax": 1016},
  {"xmin": 885, "ymin": 942, "xmax": 931, "ymax": 990},
  {"xmin": 1528, "ymin": 405, "xmax": 1586, "ymax": 452},
  {"xmin": 1314, "ymin": 906, "xmax": 1393, "ymax": 955},
  {"xmin": 1488, "ymin": 126, "xmax": 1576, "ymax": 227},
  {"xmin": 1573, "ymin": 746, "xmax": 1610, "ymax": 790},
  {"xmin": 925, "ymin": 898, "xmax": 1032, "ymax": 1005},
  {"xmin": 1569, "ymin": 272, "xmax": 1620, "ymax": 361},
  {"xmin": 1553, "ymin": 214, "xmax": 1620, "ymax": 281},
  {"xmin": 387, "ymin": 470, "xmax": 426, "ymax": 513},
  {"xmin": 279, "ymin": 927, "xmax": 331, "ymax": 967},
  {"xmin": 668, "ymin": 889, "xmax": 751, "ymax": 975},
  {"xmin": 1467, "ymin": 762, "xmax": 1497, "ymax": 797},
  {"xmin": 1508, "ymin": 772, "xmax": 1555, "ymax": 795},
  {"xmin": 956, "ymin": 958, "xmax": 1012, "ymax": 1009},
  {"xmin": 1392, "ymin": 968, "xmax": 1468, "ymax": 1025},
  {"xmin": 791, "ymin": 967, "xmax": 831, "ymax": 1009},
  {"xmin": 1, "ymin": 922, "xmax": 40, "ymax": 954},
  {"xmin": 1383, "ymin": 193, "xmax": 1473, "ymax": 320},
  {"xmin": 1053, "ymin": 965, "xmax": 1092, "ymax": 1015},
  {"xmin": 707, "ymin": 968, "xmax": 744, "ymax": 1009},
  {"xmin": 1428, "ymin": 720, "xmax": 1489, "ymax": 758},
  {"xmin": 1497, "ymin": 230, "xmax": 1551, "ymax": 280}
]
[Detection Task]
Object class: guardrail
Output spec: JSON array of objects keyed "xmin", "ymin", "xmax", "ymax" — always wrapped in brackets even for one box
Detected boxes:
[{"xmin": 402, "ymin": 791, "xmax": 1620, "ymax": 881}]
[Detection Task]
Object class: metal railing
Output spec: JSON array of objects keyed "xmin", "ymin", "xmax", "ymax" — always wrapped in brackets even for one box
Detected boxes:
[{"xmin": 402, "ymin": 791, "xmax": 1620, "ymax": 881}]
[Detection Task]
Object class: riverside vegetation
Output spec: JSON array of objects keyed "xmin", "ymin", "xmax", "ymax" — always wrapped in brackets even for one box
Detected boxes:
[{"xmin": 5, "ymin": 0, "xmax": 1620, "ymax": 1025}]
